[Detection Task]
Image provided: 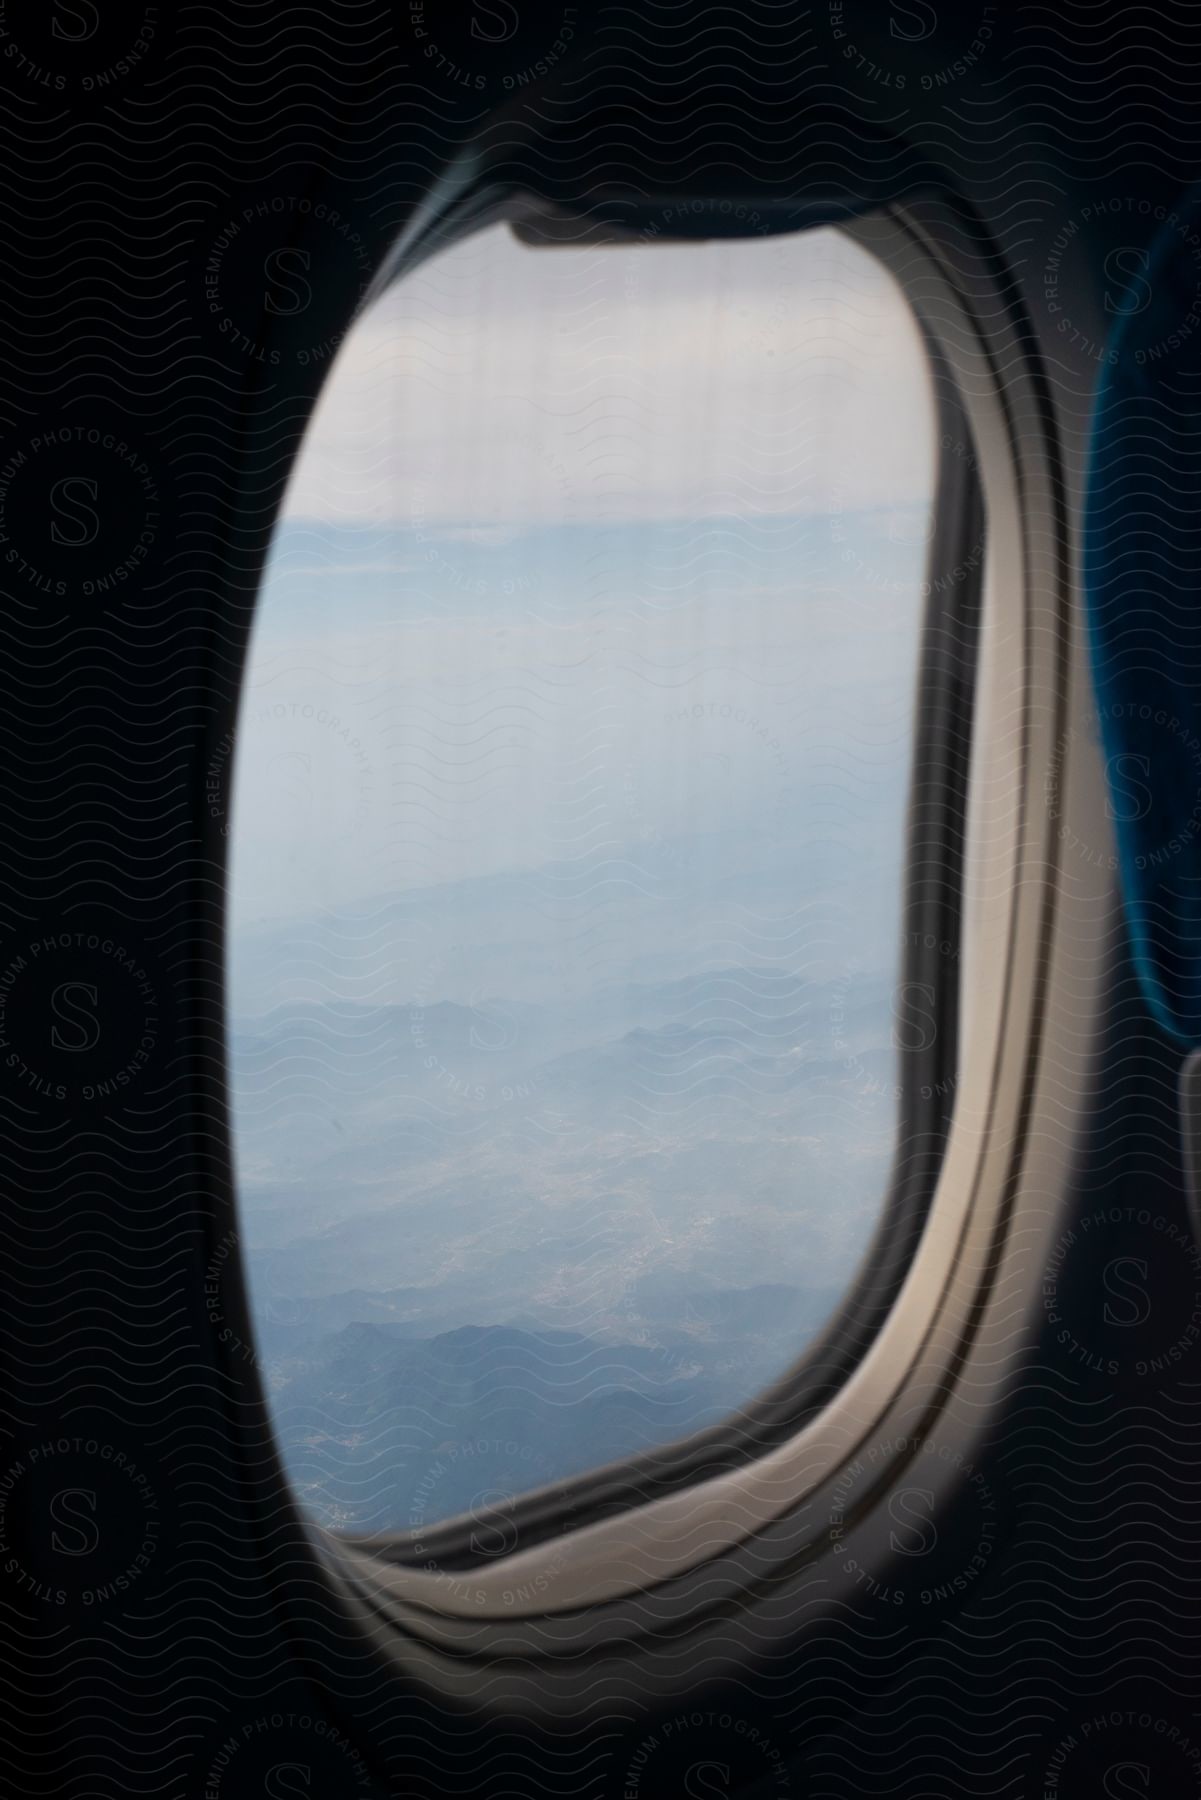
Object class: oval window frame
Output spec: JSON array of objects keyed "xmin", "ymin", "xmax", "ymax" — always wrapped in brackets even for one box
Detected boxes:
[{"xmin": 220, "ymin": 188, "xmax": 1079, "ymax": 1666}]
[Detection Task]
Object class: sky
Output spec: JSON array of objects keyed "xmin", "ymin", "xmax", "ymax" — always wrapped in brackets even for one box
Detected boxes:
[{"xmin": 227, "ymin": 221, "xmax": 936, "ymax": 953}]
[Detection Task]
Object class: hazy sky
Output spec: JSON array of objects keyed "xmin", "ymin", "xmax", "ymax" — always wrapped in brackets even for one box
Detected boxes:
[
  {"xmin": 284, "ymin": 222, "xmax": 935, "ymax": 528},
  {"xmin": 228, "ymin": 222, "xmax": 935, "ymax": 945}
]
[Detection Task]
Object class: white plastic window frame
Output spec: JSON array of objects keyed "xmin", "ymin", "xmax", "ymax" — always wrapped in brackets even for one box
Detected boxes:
[{"xmin": 290, "ymin": 195, "xmax": 1091, "ymax": 1648}]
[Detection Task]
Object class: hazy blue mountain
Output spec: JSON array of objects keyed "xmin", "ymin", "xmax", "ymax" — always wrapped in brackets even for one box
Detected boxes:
[
  {"xmin": 259, "ymin": 1306, "xmax": 841, "ymax": 1534},
  {"xmin": 229, "ymin": 872, "xmax": 906, "ymax": 1533}
]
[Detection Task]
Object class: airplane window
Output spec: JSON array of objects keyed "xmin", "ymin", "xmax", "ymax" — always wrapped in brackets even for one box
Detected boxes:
[{"xmin": 226, "ymin": 219, "xmax": 939, "ymax": 1534}]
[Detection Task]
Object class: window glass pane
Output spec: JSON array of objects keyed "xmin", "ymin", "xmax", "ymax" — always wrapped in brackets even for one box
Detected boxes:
[{"xmin": 227, "ymin": 221, "xmax": 938, "ymax": 1534}]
